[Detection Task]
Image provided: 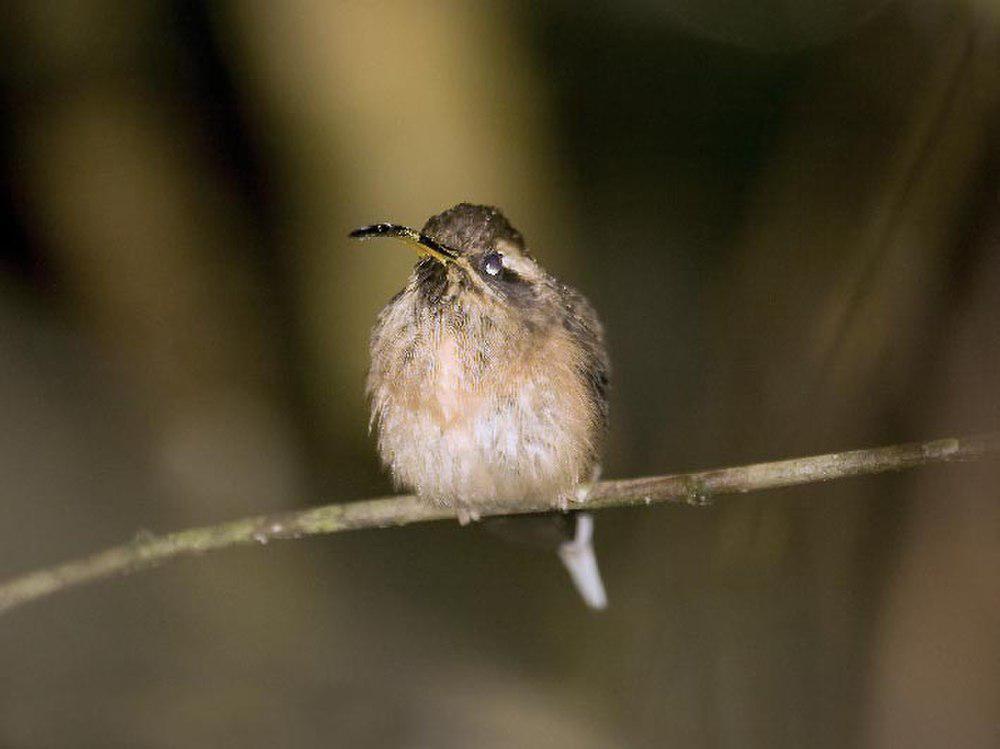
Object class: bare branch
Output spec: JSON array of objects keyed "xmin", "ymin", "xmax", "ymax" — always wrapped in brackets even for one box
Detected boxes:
[{"xmin": 1, "ymin": 433, "xmax": 997, "ymax": 616}]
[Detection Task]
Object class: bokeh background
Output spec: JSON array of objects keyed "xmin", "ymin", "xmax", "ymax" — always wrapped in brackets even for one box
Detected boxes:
[{"xmin": 2, "ymin": 1, "xmax": 999, "ymax": 746}]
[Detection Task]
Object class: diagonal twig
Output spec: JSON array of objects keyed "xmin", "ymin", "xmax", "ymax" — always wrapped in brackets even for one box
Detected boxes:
[{"xmin": 1, "ymin": 433, "xmax": 997, "ymax": 616}]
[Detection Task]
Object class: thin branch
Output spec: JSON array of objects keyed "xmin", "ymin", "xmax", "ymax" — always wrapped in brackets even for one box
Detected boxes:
[{"xmin": 1, "ymin": 433, "xmax": 998, "ymax": 616}]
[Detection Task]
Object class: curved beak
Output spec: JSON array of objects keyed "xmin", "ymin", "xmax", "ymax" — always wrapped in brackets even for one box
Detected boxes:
[{"xmin": 349, "ymin": 223, "xmax": 459, "ymax": 265}]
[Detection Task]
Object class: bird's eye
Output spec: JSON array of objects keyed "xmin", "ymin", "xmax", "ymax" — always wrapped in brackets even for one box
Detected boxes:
[{"xmin": 483, "ymin": 251, "xmax": 504, "ymax": 277}]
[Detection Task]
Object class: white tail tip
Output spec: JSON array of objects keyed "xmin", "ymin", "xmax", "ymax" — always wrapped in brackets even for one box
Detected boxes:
[{"xmin": 557, "ymin": 513, "xmax": 608, "ymax": 610}]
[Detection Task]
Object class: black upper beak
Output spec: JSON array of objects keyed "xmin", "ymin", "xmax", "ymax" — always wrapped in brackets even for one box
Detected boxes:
[{"xmin": 349, "ymin": 223, "xmax": 459, "ymax": 264}]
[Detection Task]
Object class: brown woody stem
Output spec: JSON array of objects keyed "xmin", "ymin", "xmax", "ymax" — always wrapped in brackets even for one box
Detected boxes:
[{"xmin": 1, "ymin": 433, "xmax": 997, "ymax": 616}]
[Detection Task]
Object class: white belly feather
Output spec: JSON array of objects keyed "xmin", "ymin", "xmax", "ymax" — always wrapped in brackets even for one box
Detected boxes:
[{"xmin": 370, "ymin": 327, "xmax": 591, "ymax": 515}]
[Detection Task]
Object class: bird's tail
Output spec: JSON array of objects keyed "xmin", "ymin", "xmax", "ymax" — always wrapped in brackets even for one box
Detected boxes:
[{"xmin": 558, "ymin": 513, "xmax": 608, "ymax": 610}]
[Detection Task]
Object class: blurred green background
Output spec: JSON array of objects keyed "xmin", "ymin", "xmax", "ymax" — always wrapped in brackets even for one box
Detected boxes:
[{"xmin": 2, "ymin": 1, "xmax": 998, "ymax": 746}]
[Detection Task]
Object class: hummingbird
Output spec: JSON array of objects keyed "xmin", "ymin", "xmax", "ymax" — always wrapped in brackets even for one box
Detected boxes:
[{"xmin": 351, "ymin": 203, "xmax": 610, "ymax": 608}]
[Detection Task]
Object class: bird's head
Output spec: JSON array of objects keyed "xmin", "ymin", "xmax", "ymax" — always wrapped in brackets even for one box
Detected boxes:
[{"xmin": 351, "ymin": 203, "xmax": 549, "ymax": 309}]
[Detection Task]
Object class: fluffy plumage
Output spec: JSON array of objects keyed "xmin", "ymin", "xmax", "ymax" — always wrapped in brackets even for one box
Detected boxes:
[{"xmin": 365, "ymin": 204, "xmax": 609, "ymax": 522}]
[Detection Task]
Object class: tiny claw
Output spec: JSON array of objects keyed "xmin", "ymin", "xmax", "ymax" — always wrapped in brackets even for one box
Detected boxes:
[{"xmin": 456, "ymin": 506, "xmax": 481, "ymax": 526}]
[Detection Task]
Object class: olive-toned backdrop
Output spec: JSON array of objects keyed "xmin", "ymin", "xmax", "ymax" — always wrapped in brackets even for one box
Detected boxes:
[{"xmin": 2, "ymin": 2, "xmax": 998, "ymax": 746}]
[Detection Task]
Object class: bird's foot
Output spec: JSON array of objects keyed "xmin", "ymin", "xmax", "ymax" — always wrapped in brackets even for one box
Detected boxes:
[
  {"xmin": 455, "ymin": 505, "xmax": 481, "ymax": 526},
  {"xmin": 571, "ymin": 465, "xmax": 601, "ymax": 506}
]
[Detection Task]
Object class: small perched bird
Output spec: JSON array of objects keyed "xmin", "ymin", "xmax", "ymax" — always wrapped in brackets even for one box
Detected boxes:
[{"xmin": 351, "ymin": 203, "xmax": 610, "ymax": 608}]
